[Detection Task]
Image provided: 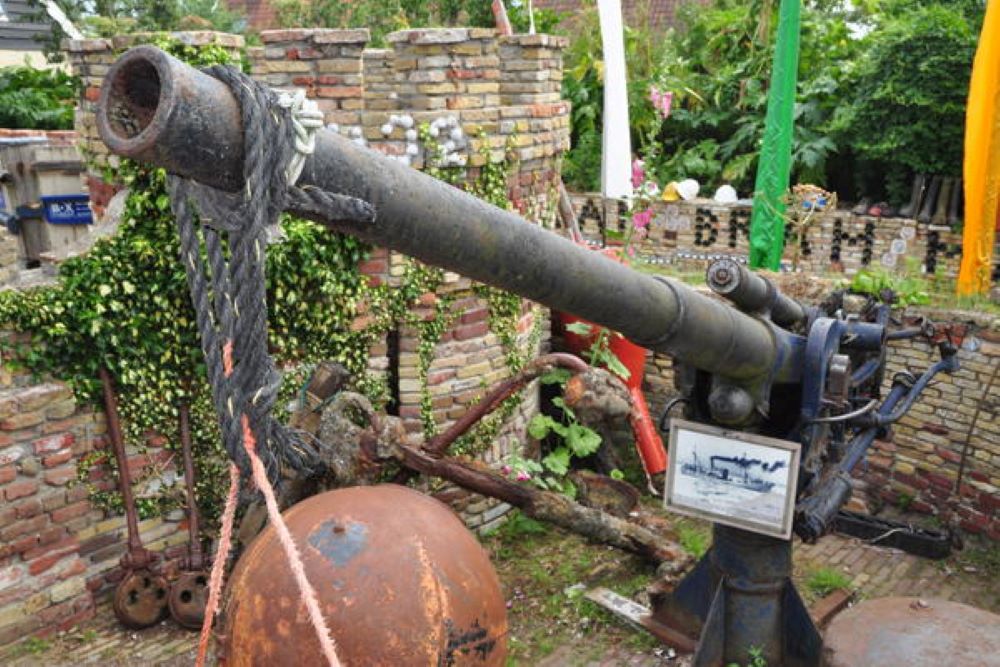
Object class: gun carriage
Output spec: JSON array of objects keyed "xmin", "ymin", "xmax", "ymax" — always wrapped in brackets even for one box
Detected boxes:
[{"xmin": 95, "ymin": 46, "xmax": 965, "ymax": 666}]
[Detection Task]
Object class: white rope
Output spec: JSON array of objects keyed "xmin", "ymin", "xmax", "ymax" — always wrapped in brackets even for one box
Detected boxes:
[{"xmin": 277, "ymin": 89, "xmax": 324, "ymax": 186}]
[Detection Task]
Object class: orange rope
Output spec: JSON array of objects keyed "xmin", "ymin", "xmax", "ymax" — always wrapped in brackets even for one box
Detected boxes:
[
  {"xmin": 196, "ymin": 463, "xmax": 240, "ymax": 667},
  {"xmin": 241, "ymin": 414, "xmax": 341, "ymax": 666},
  {"xmin": 195, "ymin": 340, "xmax": 340, "ymax": 666}
]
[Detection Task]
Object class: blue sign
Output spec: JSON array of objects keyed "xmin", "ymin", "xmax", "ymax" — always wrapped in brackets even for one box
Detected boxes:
[{"xmin": 40, "ymin": 194, "xmax": 93, "ymax": 225}]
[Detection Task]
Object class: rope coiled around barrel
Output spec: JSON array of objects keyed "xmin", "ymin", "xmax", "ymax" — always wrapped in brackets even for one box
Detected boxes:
[{"xmin": 166, "ymin": 65, "xmax": 375, "ymax": 667}]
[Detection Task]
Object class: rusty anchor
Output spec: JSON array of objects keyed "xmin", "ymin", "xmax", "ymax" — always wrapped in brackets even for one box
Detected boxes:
[
  {"xmin": 167, "ymin": 398, "xmax": 211, "ymax": 630},
  {"xmin": 100, "ymin": 366, "xmax": 170, "ymax": 629}
]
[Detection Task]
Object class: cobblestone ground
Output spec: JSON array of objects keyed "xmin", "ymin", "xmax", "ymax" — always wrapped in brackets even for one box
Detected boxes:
[{"xmin": 2, "ymin": 533, "xmax": 996, "ymax": 666}]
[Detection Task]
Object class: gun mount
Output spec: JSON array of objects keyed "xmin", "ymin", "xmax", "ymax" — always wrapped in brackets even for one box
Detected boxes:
[{"xmin": 96, "ymin": 46, "xmax": 962, "ymax": 666}]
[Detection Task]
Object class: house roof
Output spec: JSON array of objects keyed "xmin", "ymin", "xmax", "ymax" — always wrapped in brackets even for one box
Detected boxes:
[{"xmin": 1, "ymin": 0, "xmax": 51, "ymax": 52}]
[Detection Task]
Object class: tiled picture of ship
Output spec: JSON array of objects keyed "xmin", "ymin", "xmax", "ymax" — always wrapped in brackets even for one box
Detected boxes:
[{"xmin": 665, "ymin": 419, "xmax": 801, "ymax": 539}]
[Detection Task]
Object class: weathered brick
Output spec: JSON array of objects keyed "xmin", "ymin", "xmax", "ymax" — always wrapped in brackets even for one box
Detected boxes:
[
  {"xmin": 50, "ymin": 501, "xmax": 91, "ymax": 524},
  {"xmin": 0, "ymin": 411, "xmax": 45, "ymax": 431},
  {"xmin": 33, "ymin": 433, "xmax": 73, "ymax": 455},
  {"xmin": 3, "ymin": 479, "xmax": 38, "ymax": 501},
  {"xmin": 44, "ymin": 467, "xmax": 76, "ymax": 486}
]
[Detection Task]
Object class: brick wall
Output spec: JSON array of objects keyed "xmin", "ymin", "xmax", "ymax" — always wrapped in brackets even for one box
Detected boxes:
[
  {"xmin": 0, "ymin": 334, "xmax": 190, "ymax": 645},
  {"xmin": 867, "ymin": 327, "xmax": 1000, "ymax": 540},
  {"xmin": 569, "ymin": 194, "xmax": 999, "ymax": 281}
]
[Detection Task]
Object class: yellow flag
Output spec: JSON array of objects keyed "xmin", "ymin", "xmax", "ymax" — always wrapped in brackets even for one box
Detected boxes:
[{"xmin": 958, "ymin": 0, "xmax": 1000, "ymax": 295}]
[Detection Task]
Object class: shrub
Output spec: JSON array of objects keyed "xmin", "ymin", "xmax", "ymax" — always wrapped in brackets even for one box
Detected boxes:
[{"xmin": 0, "ymin": 65, "xmax": 79, "ymax": 130}]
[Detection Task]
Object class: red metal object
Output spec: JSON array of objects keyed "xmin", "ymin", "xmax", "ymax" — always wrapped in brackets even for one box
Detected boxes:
[
  {"xmin": 627, "ymin": 386, "xmax": 667, "ymax": 475},
  {"xmin": 558, "ymin": 312, "xmax": 667, "ymax": 475},
  {"xmin": 219, "ymin": 484, "xmax": 508, "ymax": 666}
]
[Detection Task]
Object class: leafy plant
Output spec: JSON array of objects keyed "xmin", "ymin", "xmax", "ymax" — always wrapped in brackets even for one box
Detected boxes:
[
  {"xmin": 26, "ymin": 0, "xmax": 244, "ymax": 61},
  {"xmin": 832, "ymin": 2, "xmax": 979, "ymax": 201},
  {"xmin": 804, "ymin": 567, "xmax": 852, "ymax": 598},
  {"xmin": 0, "ymin": 65, "xmax": 80, "ymax": 130},
  {"xmin": 676, "ymin": 520, "xmax": 710, "ymax": 559},
  {"xmin": 849, "ymin": 267, "xmax": 931, "ymax": 307},
  {"xmin": 564, "ymin": 321, "xmax": 630, "ymax": 381},
  {"xmin": 272, "ymin": 0, "xmax": 506, "ymax": 46}
]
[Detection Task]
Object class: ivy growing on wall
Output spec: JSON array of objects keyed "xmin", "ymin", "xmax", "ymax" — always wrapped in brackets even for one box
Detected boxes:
[
  {"xmin": 0, "ymin": 38, "xmax": 374, "ymax": 522},
  {"xmin": 0, "ymin": 37, "xmax": 550, "ymax": 525}
]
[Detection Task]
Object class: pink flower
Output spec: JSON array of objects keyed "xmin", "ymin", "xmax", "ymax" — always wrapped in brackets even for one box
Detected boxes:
[
  {"xmin": 649, "ymin": 86, "xmax": 673, "ymax": 120},
  {"xmin": 516, "ymin": 471, "xmax": 531, "ymax": 482},
  {"xmin": 501, "ymin": 465, "xmax": 512, "ymax": 475},
  {"xmin": 632, "ymin": 207, "xmax": 653, "ymax": 229},
  {"xmin": 631, "ymin": 159, "xmax": 645, "ymax": 189}
]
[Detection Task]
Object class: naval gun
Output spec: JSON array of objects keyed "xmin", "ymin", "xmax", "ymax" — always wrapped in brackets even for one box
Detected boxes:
[{"xmin": 95, "ymin": 46, "xmax": 961, "ymax": 666}]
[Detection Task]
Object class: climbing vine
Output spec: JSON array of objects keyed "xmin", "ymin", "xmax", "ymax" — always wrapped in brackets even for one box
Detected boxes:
[
  {"xmin": 0, "ymin": 38, "xmax": 555, "ymax": 523},
  {"xmin": 0, "ymin": 38, "xmax": 373, "ymax": 522}
]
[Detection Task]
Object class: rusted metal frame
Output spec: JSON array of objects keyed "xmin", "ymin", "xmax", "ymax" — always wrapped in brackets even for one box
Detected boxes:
[
  {"xmin": 96, "ymin": 46, "xmax": 792, "ymax": 386},
  {"xmin": 423, "ymin": 353, "xmax": 589, "ymax": 458},
  {"xmin": 178, "ymin": 400, "xmax": 205, "ymax": 570},
  {"xmin": 99, "ymin": 366, "xmax": 155, "ymax": 567}
]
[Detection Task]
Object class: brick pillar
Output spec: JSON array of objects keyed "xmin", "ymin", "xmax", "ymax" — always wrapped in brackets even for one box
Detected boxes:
[
  {"xmin": 251, "ymin": 29, "xmax": 369, "ymax": 131},
  {"xmin": 363, "ymin": 49, "xmax": 398, "ymax": 112}
]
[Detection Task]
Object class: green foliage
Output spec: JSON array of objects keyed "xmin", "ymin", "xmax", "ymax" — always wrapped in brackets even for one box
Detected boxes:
[
  {"xmin": 0, "ymin": 65, "xmax": 80, "ymax": 130},
  {"xmin": 273, "ymin": 0, "xmax": 493, "ymax": 46},
  {"xmin": 726, "ymin": 646, "xmax": 768, "ymax": 667},
  {"xmin": 560, "ymin": 4, "xmax": 668, "ymax": 191},
  {"xmin": 646, "ymin": 0, "xmax": 857, "ymax": 192},
  {"xmin": 564, "ymin": 321, "xmax": 630, "ymax": 381},
  {"xmin": 849, "ymin": 266, "xmax": 931, "ymax": 306},
  {"xmin": 26, "ymin": 0, "xmax": 244, "ymax": 61},
  {"xmin": 832, "ymin": 3, "xmax": 978, "ymax": 198},
  {"xmin": 805, "ymin": 567, "xmax": 852, "ymax": 598},
  {"xmin": 676, "ymin": 520, "xmax": 710, "ymax": 559}
]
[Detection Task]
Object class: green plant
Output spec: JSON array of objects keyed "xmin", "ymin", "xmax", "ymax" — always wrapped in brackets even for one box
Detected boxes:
[
  {"xmin": 272, "ymin": 0, "xmax": 497, "ymax": 46},
  {"xmin": 805, "ymin": 566, "xmax": 852, "ymax": 598},
  {"xmin": 676, "ymin": 520, "xmax": 710, "ymax": 559},
  {"xmin": 13, "ymin": 637, "xmax": 51, "ymax": 657},
  {"xmin": 0, "ymin": 65, "xmax": 80, "ymax": 130},
  {"xmin": 849, "ymin": 267, "xmax": 931, "ymax": 307},
  {"xmin": 26, "ymin": 0, "xmax": 244, "ymax": 61},
  {"xmin": 897, "ymin": 491, "xmax": 914, "ymax": 512},
  {"xmin": 726, "ymin": 645, "xmax": 768, "ymax": 667},
  {"xmin": 832, "ymin": 3, "xmax": 979, "ymax": 201},
  {"xmin": 564, "ymin": 322, "xmax": 630, "ymax": 380}
]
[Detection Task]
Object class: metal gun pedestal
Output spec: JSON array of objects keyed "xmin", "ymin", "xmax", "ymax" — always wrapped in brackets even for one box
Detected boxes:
[{"xmin": 651, "ymin": 525, "xmax": 820, "ymax": 667}]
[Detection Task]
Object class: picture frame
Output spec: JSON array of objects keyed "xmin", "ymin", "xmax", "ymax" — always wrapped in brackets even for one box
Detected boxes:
[{"xmin": 664, "ymin": 419, "xmax": 801, "ymax": 540}]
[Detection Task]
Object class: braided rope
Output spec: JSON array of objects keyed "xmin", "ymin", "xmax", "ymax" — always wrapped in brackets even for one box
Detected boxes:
[{"xmin": 168, "ymin": 65, "xmax": 374, "ymax": 667}]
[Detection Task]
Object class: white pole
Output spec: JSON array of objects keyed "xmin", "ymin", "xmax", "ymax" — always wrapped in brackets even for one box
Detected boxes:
[{"xmin": 597, "ymin": 0, "xmax": 632, "ymax": 200}]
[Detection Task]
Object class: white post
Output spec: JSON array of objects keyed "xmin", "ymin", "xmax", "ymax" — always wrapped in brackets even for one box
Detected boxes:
[{"xmin": 597, "ymin": 0, "xmax": 632, "ymax": 200}]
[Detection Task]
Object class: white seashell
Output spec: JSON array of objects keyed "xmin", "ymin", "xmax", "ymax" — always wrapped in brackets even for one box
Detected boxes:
[
  {"xmin": 450, "ymin": 127, "xmax": 464, "ymax": 141},
  {"xmin": 429, "ymin": 125, "xmax": 440, "ymax": 138},
  {"xmin": 399, "ymin": 115, "xmax": 414, "ymax": 129},
  {"xmin": 406, "ymin": 143, "xmax": 419, "ymax": 156},
  {"xmin": 405, "ymin": 128, "xmax": 418, "ymax": 141},
  {"xmin": 349, "ymin": 126, "xmax": 363, "ymax": 138},
  {"xmin": 443, "ymin": 140, "xmax": 456, "ymax": 152},
  {"xmin": 380, "ymin": 123, "xmax": 393, "ymax": 136}
]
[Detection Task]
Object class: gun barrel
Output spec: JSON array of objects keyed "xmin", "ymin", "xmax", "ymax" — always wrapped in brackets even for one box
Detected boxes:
[{"xmin": 97, "ymin": 46, "xmax": 792, "ymax": 383}]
